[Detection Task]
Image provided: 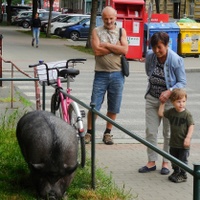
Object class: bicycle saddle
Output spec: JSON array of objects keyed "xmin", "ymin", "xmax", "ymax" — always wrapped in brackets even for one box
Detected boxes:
[{"xmin": 59, "ymin": 68, "xmax": 80, "ymax": 78}]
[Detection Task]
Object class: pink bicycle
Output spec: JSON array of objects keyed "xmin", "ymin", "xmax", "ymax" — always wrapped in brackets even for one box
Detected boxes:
[{"xmin": 29, "ymin": 58, "xmax": 86, "ymax": 168}]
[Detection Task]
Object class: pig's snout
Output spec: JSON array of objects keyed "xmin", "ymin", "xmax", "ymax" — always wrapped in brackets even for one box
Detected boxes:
[{"xmin": 47, "ymin": 191, "xmax": 57, "ymax": 200}]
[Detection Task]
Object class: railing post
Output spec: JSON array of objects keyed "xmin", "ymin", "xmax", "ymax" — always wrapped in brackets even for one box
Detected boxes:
[
  {"xmin": 0, "ymin": 34, "xmax": 3, "ymax": 87},
  {"xmin": 42, "ymin": 82, "xmax": 46, "ymax": 110},
  {"xmin": 11, "ymin": 63, "xmax": 14, "ymax": 108},
  {"xmin": 34, "ymin": 67, "xmax": 41, "ymax": 110},
  {"xmin": 193, "ymin": 164, "xmax": 200, "ymax": 200},
  {"xmin": 90, "ymin": 103, "xmax": 96, "ymax": 190}
]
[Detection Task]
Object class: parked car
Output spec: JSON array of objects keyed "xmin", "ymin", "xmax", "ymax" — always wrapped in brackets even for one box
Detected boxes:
[
  {"xmin": 61, "ymin": 7, "xmax": 73, "ymax": 14},
  {"xmin": 14, "ymin": 11, "xmax": 61, "ymax": 28},
  {"xmin": 45, "ymin": 14, "xmax": 90, "ymax": 35},
  {"xmin": 59, "ymin": 16, "xmax": 103, "ymax": 41},
  {"xmin": 41, "ymin": 14, "xmax": 68, "ymax": 32},
  {"xmin": 11, "ymin": 10, "xmax": 32, "ymax": 24},
  {"xmin": 39, "ymin": 11, "xmax": 61, "ymax": 21},
  {"xmin": 6, "ymin": 5, "xmax": 31, "ymax": 18}
]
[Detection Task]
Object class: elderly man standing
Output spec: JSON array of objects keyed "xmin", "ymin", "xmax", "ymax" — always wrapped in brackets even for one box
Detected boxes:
[{"xmin": 85, "ymin": 6, "xmax": 128, "ymax": 145}]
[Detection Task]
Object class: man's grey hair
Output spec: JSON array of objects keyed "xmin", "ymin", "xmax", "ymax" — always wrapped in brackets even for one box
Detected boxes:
[{"xmin": 101, "ymin": 6, "xmax": 117, "ymax": 16}]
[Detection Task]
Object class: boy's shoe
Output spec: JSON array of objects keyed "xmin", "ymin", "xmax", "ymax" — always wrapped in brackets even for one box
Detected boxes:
[
  {"xmin": 171, "ymin": 173, "xmax": 187, "ymax": 183},
  {"xmin": 32, "ymin": 39, "xmax": 34, "ymax": 46},
  {"xmin": 102, "ymin": 133, "xmax": 114, "ymax": 145},
  {"xmin": 85, "ymin": 133, "xmax": 91, "ymax": 144},
  {"xmin": 182, "ymin": 173, "xmax": 188, "ymax": 180},
  {"xmin": 168, "ymin": 171, "xmax": 179, "ymax": 181},
  {"xmin": 36, "ymin": 45, "xmax": 38, "ymax": 48}
]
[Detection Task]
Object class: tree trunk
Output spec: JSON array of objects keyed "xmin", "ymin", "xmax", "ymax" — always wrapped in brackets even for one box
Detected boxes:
[
  {"xmin": 38, "ymin": 0, "xmax": 42, "ymax": 9},
  {"xmin": 0, "ymin": 0, "xmax": 2, "ymax": 22},
  {"xmin": 164, "ymin": 0, "xmax": 167, "ymax": 13},
  {"xmin": 46, "ymin": 0, "xmax": 54, "ymax": 37},
  {"xmin": 85, "ymin": 0, "xmax": 98, "ymax": 48},
  {"xmin": 6, "ymin": 0, "xmax": 12, "ymax": 24},
  {"xmin": 32, "ymin": 0, "xmax": 38, "ymax": 21},
  {"xmin": 155, "ymin": 0, "xmax": 160, "ymax": 13}
]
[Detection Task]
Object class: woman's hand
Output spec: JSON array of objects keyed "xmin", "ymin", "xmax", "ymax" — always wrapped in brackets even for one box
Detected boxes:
[{"xmin": 159, "ymin": 90, "xmax": 172, "ymax": 103}]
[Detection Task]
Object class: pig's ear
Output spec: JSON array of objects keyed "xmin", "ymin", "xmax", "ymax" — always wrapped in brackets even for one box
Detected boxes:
[{"xmin": 31, "ymin": 163, "xmax": 45, "ymax": 169}]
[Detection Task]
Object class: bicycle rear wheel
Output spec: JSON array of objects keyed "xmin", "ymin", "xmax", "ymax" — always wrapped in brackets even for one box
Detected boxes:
[
  {"xmin": 51, "ymin": 93, "xmax": 63, "ymax": 119},
  {"xmin": 68, "ymin": 103, "xmax": 86, "ymax": 168}
]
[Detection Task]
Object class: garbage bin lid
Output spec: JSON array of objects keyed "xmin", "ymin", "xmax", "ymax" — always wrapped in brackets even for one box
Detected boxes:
[
  {"xmin": 144, "ymin": 22, "xmax": 179, "ymax": 31},
  {"xmin": 178, "ymin": 18, "xmax": 196, "ymax": 23},
  {"xmin": 177, "ymin": 22, "xmax": 200, "ymax": 29}
]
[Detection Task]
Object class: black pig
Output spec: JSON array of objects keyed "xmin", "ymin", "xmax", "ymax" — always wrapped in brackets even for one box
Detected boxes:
[{"xmin": 16, "ymin": 110, "xmax": 78, "ymax": 200}]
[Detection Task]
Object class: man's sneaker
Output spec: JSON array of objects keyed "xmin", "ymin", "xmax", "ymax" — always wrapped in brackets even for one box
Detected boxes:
[
  {"xmin": 171, "ymin": 173, "xmax": 187, "ymax": 183},
  {"xmin": 85, "ymin": 133, "xmax": 91, "ymax": 144},
  {"xmin": 102, "ymin": 133, "xmax": 114, "ymax": 145}
]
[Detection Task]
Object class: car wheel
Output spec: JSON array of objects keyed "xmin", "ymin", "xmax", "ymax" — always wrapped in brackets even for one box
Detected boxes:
[
  {"xmin": 54, "ymin": 28, "xmax": 61, "ymax": 35},
  {"xmin": 22, "ymin": 21, "xmax": 30, "ymax": 28},
  {"xmin": 70, "ymin": 31, "xmax": 79, "ymax": 41}
]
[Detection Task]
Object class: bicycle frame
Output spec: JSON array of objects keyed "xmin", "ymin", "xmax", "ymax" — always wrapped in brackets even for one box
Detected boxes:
[
  {"xmin": 56, "ymin": 69, "xmax": 84, "ymax": 133},
  {"xmin": 57, "ymin": 77, "xmax": 71, "ymax": 123}
]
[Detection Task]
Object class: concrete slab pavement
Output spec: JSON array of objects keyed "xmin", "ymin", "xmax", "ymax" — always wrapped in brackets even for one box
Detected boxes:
[{"xmin": 1, "ymin": 25, "xmax": 200, "ymax": 200}]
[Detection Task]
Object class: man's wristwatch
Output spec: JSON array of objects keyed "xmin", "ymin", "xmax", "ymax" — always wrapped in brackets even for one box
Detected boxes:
[{"xmin": 169, "ymin": 88, "xmax": 173, "ymax": 91}]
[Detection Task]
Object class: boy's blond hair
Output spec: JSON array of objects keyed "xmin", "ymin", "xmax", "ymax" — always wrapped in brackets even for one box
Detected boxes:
[{"xmin": 170, "ymin": 88, "xmax": 187, "ymax": 102}]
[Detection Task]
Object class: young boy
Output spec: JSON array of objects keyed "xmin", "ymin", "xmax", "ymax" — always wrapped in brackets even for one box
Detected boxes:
[{"xmin": 158, "ymin": 88, "xmax": 194, "ymax": 183}]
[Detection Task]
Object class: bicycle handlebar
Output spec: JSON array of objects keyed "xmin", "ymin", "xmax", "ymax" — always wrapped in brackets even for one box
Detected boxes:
[
  {"xmin": 66, "ymin": 58, "xmax": 87, "ymax": 68},
  {"xmin": 29, "ymin": 62, "xmax": 47, "ymax": 68},
  {"xmin": 29, "ymin": 58, "xmax": 87, "ymax": 69},
  {"xmin": 29, "ymin": 63, "xmax": 41, "ymax": 68}
]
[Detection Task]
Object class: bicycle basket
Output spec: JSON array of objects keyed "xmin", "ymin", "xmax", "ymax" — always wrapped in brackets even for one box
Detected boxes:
[{"xmin": 36, "ymin": 60, "xmax": 67, "ymax": 85}]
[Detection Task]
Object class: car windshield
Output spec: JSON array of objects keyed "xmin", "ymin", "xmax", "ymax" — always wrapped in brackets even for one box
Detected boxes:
[
  {"xmin": 60, "ymin": 15, "xmax": 87, "ymax": 23},
  {"xmin": 79, "ymin": 18, "xmax": 90, "ymax": 24},
  {"xmin": 17, "ymin": 11, "xmax": 31, "ymax": 17},
  {"xmin": 52, "ymin": 15, "xmax": 66, "ymax": 22}
]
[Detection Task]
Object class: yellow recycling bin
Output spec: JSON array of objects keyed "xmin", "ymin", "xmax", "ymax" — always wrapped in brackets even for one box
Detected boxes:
[{"xmin": 177, "ymin": 22, "xmax": 200, "ymax": 57}]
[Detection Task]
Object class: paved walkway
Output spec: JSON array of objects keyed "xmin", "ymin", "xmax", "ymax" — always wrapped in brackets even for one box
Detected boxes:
[{"xmin": 1, "ymin": 26, "xmax": 200, "ymax": 200}]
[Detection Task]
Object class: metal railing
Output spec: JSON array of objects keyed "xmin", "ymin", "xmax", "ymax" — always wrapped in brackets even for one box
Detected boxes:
[
  {"xmin": 0, "ymin": 54, "xmax": 199, "ymax": 199},
  {"xmin": 54, "ymin": 87, "xmax": 200, "ymax": 200},
  {"xmin": 0, "ymin": 54, "xmax": 41, "ymax": 110}
]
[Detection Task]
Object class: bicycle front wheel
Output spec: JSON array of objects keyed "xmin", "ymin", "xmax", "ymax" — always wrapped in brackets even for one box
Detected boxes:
[
  {"xmin": 68, "ymin": 103, "xmax": 86, "ymax": 168},
  {"xmin": 51, "ymin": 93, "xmax": 63, "ymax": 119}
]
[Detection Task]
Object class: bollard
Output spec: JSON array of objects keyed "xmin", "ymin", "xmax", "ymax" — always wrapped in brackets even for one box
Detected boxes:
[{"xmin": 0, "ymin": 34, "xmax": 3, "ymax": 87}]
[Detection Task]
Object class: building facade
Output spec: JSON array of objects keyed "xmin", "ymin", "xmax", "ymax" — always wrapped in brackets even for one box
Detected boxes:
[
  {"xmin": 48, "ymin": 0, "xmax": 200, "ymax": 20},
  {"xmin": 145, "ymin": 0, "xmax": 200, "ymax": 20},
  {"xmin": 59, "ymin": 0, "xmax": 105, "ymax": 14}
]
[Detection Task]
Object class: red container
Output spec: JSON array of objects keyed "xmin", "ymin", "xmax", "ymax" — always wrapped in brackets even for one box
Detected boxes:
[
  {"xmin": 106, "ymin": 0, "xmax": 145, "ymax": 59},
  {"xmin": 144, "ymin": 13, "xmax": 169, "ymax": 23}
]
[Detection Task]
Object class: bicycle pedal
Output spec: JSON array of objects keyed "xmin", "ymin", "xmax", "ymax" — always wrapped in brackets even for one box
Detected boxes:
[{"xmin": 80, "ymin": 110, "xmax": 85, "ymax": 118}]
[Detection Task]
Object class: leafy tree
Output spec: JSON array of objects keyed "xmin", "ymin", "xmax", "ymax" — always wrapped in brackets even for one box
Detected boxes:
[{"xmin": 12, "ymin": 0, "xmax": 30, "ymax": 5}]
